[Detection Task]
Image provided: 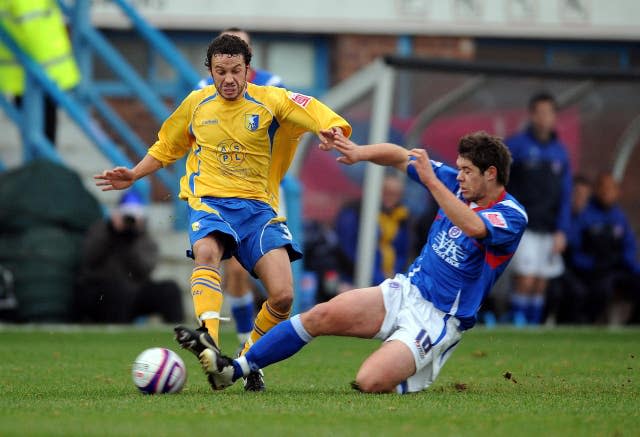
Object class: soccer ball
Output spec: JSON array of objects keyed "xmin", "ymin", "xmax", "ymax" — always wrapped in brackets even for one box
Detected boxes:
[{"xmin": 131, "ymin": 347, "xmax": 187, "ymax": 394}]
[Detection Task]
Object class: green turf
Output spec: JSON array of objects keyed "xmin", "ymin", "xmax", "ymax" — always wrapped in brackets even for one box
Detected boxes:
[{"xmin": 0, "ymin": 326, "xmax": 638, "ymax": 436}]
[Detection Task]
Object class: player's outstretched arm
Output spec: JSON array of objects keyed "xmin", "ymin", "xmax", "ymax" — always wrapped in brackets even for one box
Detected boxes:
[
  {"xmin": 327, "ymin": 134, "xmax": 408, "ymax": 170},
  {"xmin": 409, "ymin": 149, "xmax": 487, "ymax": 239},
  {"xmin": 94, "ymin": 154, "xmax": 163, "ymax": 191}
]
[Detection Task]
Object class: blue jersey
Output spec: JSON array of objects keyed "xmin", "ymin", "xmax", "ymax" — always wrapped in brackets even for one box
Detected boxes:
[
  {"xmin": 406, "ymin": 161, "xmax": 527, "ymax": 330},
  {"xmin": 568, "ymin": 199, "xmax": 639, "ymax": 274},
  {"xmin": 196, "ymin": 68, "xmax": 284, "ymax": 89},
  {"xmin": 506, "ymin": 128, "xmax": 571, "ymax": 234}
]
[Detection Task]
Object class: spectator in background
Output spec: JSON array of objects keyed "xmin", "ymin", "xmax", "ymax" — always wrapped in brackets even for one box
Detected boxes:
[
  {"xmin": 506, "ymin": 92, "xmax": 572, "ymax": 325},
  {"xmin": 0, "ymin": 0, "xmax": 80, "ymax": 145},
  {"xmin": 195, "ymin": 27, "xmax": 284, "ymax": 351},
  {"xmin": 74, "ymin": 191, "xmax": 184, "ymax": 323},
  {"xmin": 335, "ymin": 174, "xmax": 410, "ymax": 287},
  {"xmin": 570, "ymin": 174, "xmax": 592, "ymax": 217},
  {"xmin": 567, "ymin": 172, "xmax": 639, "ymax": 325},
  {"xmin": 547, "ymin": 174, "xmax": 592, "ymax": 324}
]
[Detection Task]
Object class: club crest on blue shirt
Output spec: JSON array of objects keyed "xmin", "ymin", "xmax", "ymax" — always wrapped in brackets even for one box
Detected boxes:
[
  {"xmin": 448, "ymin": 226, "xmax": 462, "ymax": 239},
  {"xmin": 245, "ymin": 114, "xmax": 259, "ymax": 131}
]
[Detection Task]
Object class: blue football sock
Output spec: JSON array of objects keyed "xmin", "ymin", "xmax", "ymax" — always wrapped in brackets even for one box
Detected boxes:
[
  {"xmin": 228, "ymin": 293, "xmax": 254, "ymax": 341},
  {"xmin": 231, "ymin": 315, "xmax": 313, "ymax": 381},
  {"xmin": 510, "ymin": 294, "xmax": 530, "ymax": 327},
  {"xmin": 527, "ymin": 295, "xmax": 545, "ymax": 325}
]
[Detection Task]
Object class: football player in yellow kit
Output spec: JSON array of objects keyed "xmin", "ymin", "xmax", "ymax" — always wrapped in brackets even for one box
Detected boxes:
[{"xmin": 95, "ymin": 34, "xmax": 351, "ymax": 391}]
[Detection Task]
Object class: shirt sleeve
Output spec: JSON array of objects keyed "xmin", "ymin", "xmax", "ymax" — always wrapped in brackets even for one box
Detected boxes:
[
  {"xmin": 477, "ymin": 201, "xmax": 528, "ymax": 248},
  {"xmin": 406, "ymin": 157, "xmax": 459, "ymax": 192},
  {"xmin": 556, "ymin": 148, "xmax": 573, "ymax": 234},
  {"xmin": 276, "ymin": 89, "xmax": 352, "ymax": 138},
  {"xmin": 147, "ymin": 92, "xmax": 195, "ymax": 166}
]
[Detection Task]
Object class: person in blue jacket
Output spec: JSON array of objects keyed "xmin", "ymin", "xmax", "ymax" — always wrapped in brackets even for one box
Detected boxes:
[
  {"xmin": 567, "ymin": 172, "xmax": 639, "ymax": 324},
  {"xmin": 506, "ymin": 92, "xmax": 572, "ymax": 325}
]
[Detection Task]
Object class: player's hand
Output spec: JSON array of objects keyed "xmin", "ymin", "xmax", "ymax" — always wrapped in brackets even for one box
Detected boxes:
[
  {"xmin": 407, "ymin": 148, "xmax": 436, "ymax": 185},
  {"xmin": 318, "ymin": 127, "xmax": 345, "ymax": 151},
  {"xmin": 333, "ymin": 135, "xmax": 363, "ymax": 165},
  {"xmin": 552, "ymin": 231, "xmax": 567, "ymax": 254},
  {"xmin": 94, "ymin": 167, "xmax": 136, "ymax": 191}
]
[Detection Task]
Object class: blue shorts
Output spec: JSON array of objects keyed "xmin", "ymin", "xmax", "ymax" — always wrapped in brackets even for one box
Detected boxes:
[{"xmin": 186, "ymin": 197, "xmax": 302, "ymax": 276}]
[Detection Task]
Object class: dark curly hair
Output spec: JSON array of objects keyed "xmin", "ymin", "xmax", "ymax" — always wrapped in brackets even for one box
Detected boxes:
[
  {"xmin": 205, "ymin": 34, "xmax": 252, "ymax": 69},
  {"xmin": 458, "ymin": 131, "xmax": 512, "ymax": 186}
]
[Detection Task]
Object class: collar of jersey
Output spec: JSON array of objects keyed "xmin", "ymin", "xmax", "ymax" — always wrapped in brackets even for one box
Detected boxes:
[{"xmin": 469, "ymin": 189, "xmax": 507, "ymax": 212}]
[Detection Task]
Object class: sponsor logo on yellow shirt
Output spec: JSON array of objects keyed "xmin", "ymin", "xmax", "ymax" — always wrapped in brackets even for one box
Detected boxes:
[{"xmin": 217, "ymin": 140, "xmax": 246, "ymax": 166}]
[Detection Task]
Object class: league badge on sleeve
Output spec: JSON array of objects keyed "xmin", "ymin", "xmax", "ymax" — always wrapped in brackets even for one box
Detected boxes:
[
  {"xmin": 481, "ymin": 211, "xmax": 508, "ymax": 228},
  {"xmin": 245, "ymin": 114, "xmax": 259, "ymax": 132},
  {"xmin": 288, "ymin": 92, "xmax": 312, "ymax": 108}
]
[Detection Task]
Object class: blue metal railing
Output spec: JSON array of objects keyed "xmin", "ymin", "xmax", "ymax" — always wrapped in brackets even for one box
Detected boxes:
[
  {"xmin": 58, "ymin": 1, "xmax": 170, "ymax": 124},
  {"xmin": 0, "ymin": 25, "xmax": 150, "ymax": 201},
  {"xmin": 58, "ymin": 0, "xmax": 204, "ymax": 227},
  {"xmin": 109, "ymin": 0, "xmax": 201, "ymax": 103}
]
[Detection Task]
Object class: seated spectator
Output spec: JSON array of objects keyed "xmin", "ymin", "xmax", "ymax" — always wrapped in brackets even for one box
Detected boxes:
[
  {"xmin": 547, "ymin": 174, "xmax": 592, "ymax": 324},
  {"xmin": 335, "ymin": 174, "xmax": 410, "ymax": 287},
  {"xmin": 567, "ymin": 173, "xmax": 639, "ymax": 325},
  {"xmin": 74, "ymin": 192, "xmax": 184, "ymax": 323}
]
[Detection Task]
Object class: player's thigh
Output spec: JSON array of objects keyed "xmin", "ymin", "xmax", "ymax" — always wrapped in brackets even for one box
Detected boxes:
[
  {"xmin": 223, "ymin": 257, "xmax": 251, "ymax": 297},
  {"xmin": 237, "ymin": 215, "xmax": 302, "ymax": 277},
  {"xmin": 355, "ymin": 340, "xmax": 416, "ymax": 393},
  {"xmin": 254, "ymin": 247, "xmax": 293, "ymax": 298},
  {"xmin": 301, "ymin": 286, "xmax": 385, "ymax": 338},
  {"xmin": 187, "ymin": 198, "xmax": 242, "ymax": 263}
]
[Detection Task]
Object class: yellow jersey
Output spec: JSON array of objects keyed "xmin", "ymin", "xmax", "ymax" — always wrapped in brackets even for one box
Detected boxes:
[{"xmin": 148, "ymin": 83, "xmax": 351, "ymax": 210}]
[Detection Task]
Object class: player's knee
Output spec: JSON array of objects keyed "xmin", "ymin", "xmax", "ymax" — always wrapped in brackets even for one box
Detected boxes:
[
  {"xmin": 353, "ymin": 371, "xmax": 395, "ymax": 393},
  {"xmin": 267, "ymin": 288, "xmax": 293, "ymax": 313},
  {"xmin": 301, "ymin": 302, "xmax": 334, "ymax": 336},
  {"xmin": 193, "ymin": 241, "xmax": 223, "ymax": 266}
]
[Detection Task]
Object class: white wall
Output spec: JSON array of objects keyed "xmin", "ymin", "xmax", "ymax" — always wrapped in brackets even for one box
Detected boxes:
[{"xmin": 92, "ymin": 0, "xmax": 640, "ymax": 40}]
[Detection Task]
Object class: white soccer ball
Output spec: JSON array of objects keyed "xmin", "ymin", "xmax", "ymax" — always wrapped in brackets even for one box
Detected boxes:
[{"xmin": 131, "ymin": 347, "xmax": 187, "ymax": 394}]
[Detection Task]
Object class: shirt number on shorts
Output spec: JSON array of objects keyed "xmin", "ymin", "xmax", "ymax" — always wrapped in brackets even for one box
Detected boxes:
[
  {"xmin": 414, "ymin": 329, "xmax": 433, "ymax": 359},
  {"xmin": 280, "ymin": 224, "xmax": 292, "ymax": 241}
]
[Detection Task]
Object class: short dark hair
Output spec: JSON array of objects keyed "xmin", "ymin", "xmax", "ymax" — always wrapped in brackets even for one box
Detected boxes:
[
  {"xmin": 573, "ymin": 173, "xmax": 591, "ymax": 187},
  {"xmin": 458, "ymin": 131, "xmax": 512, "ymax": 186},
  {"xmin": 528, "ymin": 92, "xmax": 558, "ymax": 111},
  {"xmin": 205, "ymin": 34, "xmax": 252, "ymax": 69}
]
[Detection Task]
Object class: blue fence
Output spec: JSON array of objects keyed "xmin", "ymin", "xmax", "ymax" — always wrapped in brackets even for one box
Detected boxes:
[{"xmin": 0, "ymin": 0, "xmax": 304, "ymax": 301}]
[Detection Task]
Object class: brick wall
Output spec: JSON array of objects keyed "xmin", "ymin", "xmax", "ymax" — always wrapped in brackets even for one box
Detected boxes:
[
  {"xmin": 102, "ymin": 98, "xmax": 171, "ymax": 201},
  {"xmin": 331, "ymin": 34, "xmax": 475, "ymax": 83}
]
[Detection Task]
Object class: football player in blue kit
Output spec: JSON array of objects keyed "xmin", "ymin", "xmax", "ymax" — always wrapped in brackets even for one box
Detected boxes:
[{"xmin": 201, "ymin": 130, "xmax": 527, "ymax": 394}]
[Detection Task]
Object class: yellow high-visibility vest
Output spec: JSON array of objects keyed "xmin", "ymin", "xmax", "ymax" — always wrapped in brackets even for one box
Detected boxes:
[
  {"xmin": 0, "ymin": 1, "xmax": 26, "ymax": 94},
  {"xmin": 0, "ymin": 0, "xmax": 80, "ymax": 95}
]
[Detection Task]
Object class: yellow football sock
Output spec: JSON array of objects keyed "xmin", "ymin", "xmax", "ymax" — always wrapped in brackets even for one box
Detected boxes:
[
  {"xmin": 241, "ymin": 301, "xmax": 290, "ymax": 356},
  {"xmin": 191, "ymin": 265, "xmax": 224, "ymax": 345}
]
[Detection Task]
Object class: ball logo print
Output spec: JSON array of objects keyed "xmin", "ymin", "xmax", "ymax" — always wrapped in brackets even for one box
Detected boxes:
[{"xmin": 132, "ymin": 348, "xmax": 186, "ymax": 394}]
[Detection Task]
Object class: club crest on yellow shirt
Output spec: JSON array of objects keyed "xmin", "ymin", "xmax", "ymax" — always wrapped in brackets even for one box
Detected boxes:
[{"xmin": 245, "ymin": 114, "xmax": 259, "ymax": 132}]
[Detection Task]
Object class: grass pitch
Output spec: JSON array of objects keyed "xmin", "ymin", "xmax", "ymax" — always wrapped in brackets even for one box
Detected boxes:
[{"xmin": 0, "ymin": 325, "xmax": 638, "ymax": 436}]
